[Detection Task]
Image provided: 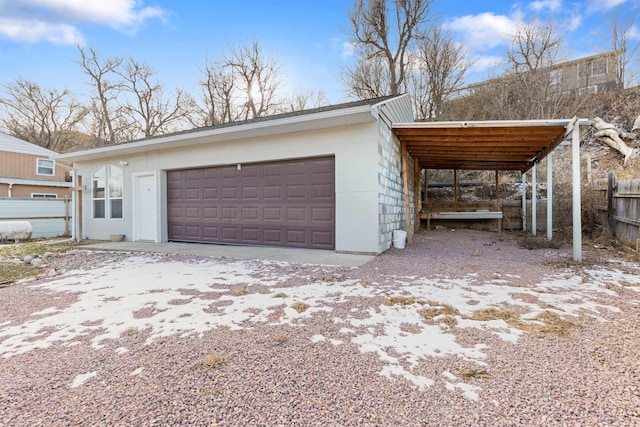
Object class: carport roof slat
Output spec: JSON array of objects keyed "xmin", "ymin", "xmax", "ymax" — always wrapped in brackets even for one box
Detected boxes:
[{"xmin": 392, "ymin": 120, "xmax": 571, "ymax": 172}]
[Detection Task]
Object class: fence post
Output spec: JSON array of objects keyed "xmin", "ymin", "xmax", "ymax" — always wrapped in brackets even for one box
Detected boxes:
[
  {"xmin": 64, "ymin": 196, "xmax": 70, "ymax": 237},
  {"xmin": 607, "ymin": 172, "xmax": 615, "ymax": 235}
]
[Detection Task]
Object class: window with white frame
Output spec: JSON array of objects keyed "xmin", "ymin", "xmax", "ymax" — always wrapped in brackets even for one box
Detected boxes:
[
  {"xmin": 578, "ymin": 85, "xmax": 598, "ymax": 96},
  {"xmin": 577, "ymin": 59, "xmax": 607, "ymax": 79},
  {"xmin": 550, "ymin": 69, "xmax": 562, "ymax": 86},
  {"xmin": 93, "ymin": 165, "xmax": 124, "ymax": 219},
  {"xmin": 31, "ymin": 193, "xmax": 57, "ymax": 198},
  {"xmin": 36, "ymin": 159, "xmax": 55, "ymax": 176}
]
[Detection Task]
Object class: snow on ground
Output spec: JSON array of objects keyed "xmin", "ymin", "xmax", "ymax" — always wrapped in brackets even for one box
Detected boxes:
[{"xmin": 1, "ymin": 252, "xmax": 638, "ymax": 397}]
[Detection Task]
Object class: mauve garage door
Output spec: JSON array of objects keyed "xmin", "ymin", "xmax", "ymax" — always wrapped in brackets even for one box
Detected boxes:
[{"xmin": 167, "ymin": 157, "xmax": 335, "ymax": 249}]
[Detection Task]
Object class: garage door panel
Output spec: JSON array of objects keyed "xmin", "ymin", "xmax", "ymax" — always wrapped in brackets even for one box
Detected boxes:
[
  {"xmin": 242, "ymin": 207, "xmax": 259, "ymax": 220},
  {"xmin": 242, "ymin": 186, "xmax": 259, "ymax": 199},
  {"xmin": 168, "ymin": 156, "xmax": 334, "ymax": 249},
  {"xmin": 185, "ymin": 225, "xmax": 201, "ymax": 239},
  {"xmin": 222, "ymin": 227, "xmax": 238, "ymax": 240},
  {"xmin": 264, "ymin": 185, "xmax": 281, "ymax": 199},
  {"xmin": 312, "ymin": 207, "xmax": 333, "ymax": 222},
  {"xmin": 286, "ymin": 207, "xmax": 306, "ymax": 221},
  {"xmin": 185, "ymin": 207, "xmax": 200, "ymax": 219},
  {"xmin": 203, "ymin": 188, "xmax": 218, "ymax": 200},
  {"xmin": 222, "ymin": 167, "xmax": 237, "ymax": 178},
  {"xmin": 222, "ymin": 207, "xmax": 238, "ymax": 219},
  {"xmin": 203, "ymin": 226, "xmax": 219, "ymax": 239},
  {"xmin": 263, "ymin": 207, "xmax": 282, "ymax": 221},
  {"xmin": 203, "ymin": 207, "xmax": 219, "ymax": 220},
  {"xmin": 286, "ymin": 229, "xmax": 306, "ymax": 244},
  {"xmin": 242, "ymin": 228, "xmax": 260, "ymax": 243},
  {"xmin": 222, "ymin": 187, "xmax": 237, "ymax": 200},
  {"xmin": 185, "ymin": 188, "xmax": 200, "ymax": 200},
  {"xmin": 312, "ymin": 231, "xmax": 334, "ymax": 247},
  {"xmin": 242, "ymin": 165, "xmax": 259, "ymax": 177},
  {"xmin": 287, "ymin": 162, "xmax": 307, "ymax": 175},
  {"xmin": 286, "ymin": 185, "xmax": 307, "ymax": 199},
  {"xmin": 263, "ymin": 164, "xmax": 282, "ymax": 177}
]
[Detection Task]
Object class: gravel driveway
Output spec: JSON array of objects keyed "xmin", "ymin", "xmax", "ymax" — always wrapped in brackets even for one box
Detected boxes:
[{"xmin": 1, "ymin": 230, "xmax": 639, "ymax": 426}]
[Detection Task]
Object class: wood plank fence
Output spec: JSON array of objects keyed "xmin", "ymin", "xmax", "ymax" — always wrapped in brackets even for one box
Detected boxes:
[
  {"xmin": 590, "ymin": 173, "xmax": 640, "ymax": 248},
  {"xmin": 0, "ymin": 197, "xmax": 72, "ymax": 239}
]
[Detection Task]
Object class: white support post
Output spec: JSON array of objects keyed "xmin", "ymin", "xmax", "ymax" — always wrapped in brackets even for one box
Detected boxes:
[
  {"xmin": 521, "ymin": 173, "xmax": 527, "ymax": 231},
  {"xmin": 71, "ymin": 168, "xmax": 77, "ymax": 241},
  {"xmin": 547, "ymin": 152, "xmax": 553, "ymax": 241},
  {"xmin": 532, "ymin": 163, "xmax": 537, "ymax": 236},
  {"xmin": 572, "ymin": 122, "xmax": 582, "ymax": 262}
]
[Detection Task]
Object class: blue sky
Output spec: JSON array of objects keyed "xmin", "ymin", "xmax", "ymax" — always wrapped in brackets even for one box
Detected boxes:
[{"xmin": 0, "ymin": 0, "xmax": 638, "ymax": 104}]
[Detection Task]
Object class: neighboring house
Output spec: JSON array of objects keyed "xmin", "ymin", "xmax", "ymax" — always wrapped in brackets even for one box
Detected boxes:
[
  {"xmin": 451, "ymin": 51, "xmax": 619, "ymax": 99},
  {"xmin": 547, "ymin": 51, "xmax": 619, "ymax": 95},
  {"xmin": 57, "ymin": 95, "xmax": 418, "ymax": 254},
  {"xmin": 0, "ymin": 133, "xmax": 72, "ymax": 199}
]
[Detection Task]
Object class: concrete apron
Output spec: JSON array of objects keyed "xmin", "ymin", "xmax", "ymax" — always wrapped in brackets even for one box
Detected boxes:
[{"xmin": 81, "ymin": 241, "xmax": 375, "ymax": 267}]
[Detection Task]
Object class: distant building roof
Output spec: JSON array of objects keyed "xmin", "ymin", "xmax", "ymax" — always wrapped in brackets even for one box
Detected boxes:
[{"xmin": 0, "ymin": 132, "xmax": 57, "ymax": 156}]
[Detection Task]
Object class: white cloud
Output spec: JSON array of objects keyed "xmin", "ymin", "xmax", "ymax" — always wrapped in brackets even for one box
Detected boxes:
[
  {"xmin": 472, "ymin": 55, "xmax": 507, "ymax": 72},
  {"xmin": 529, "ymin": 0, "xmax": 562, "ymax": 12},
  {"xmin": 586, "ymin": 0, "xmax": 628, "ymax": 11},
  {"xmin": 567, "ymin": 14, "xmax": 583, "ymax": 32},
  {"xmin": 22, "ymin": 0, "xmax": 166, "ymax": 30},
  {"xmin": 0, "ymin": 18, "xmax": 82, "ymax": 44},
  {"xmin": 341, "ymin": 41, "xmax": 355, "ymax": 60},
  {"xmin": 0, "ymin": 0, "xmax": 166, "ymax": 44},
  {"xmin": 445, "ymin": 12, "xmax": 522, "ymax": 51}
]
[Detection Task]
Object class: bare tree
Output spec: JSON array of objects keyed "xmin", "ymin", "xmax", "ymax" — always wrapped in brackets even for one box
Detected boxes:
[
  {"xmin": 0, "ymin": 78, "xmax": 87, "ymax": 152},
  {"xmin": 224, "ymin": 41, "xmax": 282, "ymax": 120},
  {"xmin": 502, "ymin": 20, "xmax": 571, "ymax": 119},
  {"xmin": 445, "ymin": 20, "xmax": 580, "ymax": 121},
  {"xmin": 507, "ymin": 21, "xmax": 564, "ymax": 74},
  {"xmin": 118, "ymin": 59, "xmax": 192, "ymax": 138},
  {"xmin": 345, "ymin": 0, "xmax": 434, "ymax": 97},
  {"xmin": 77, "ymin": 45, "xmax": 124, "ymax": 143},
  {"xmin": 605, "ymin": 11, "xmax": 639, "ymax": 90},
  {"xmin": 195, "ymin": 41, "xmax": 283, "ymax": 125},
  {"xmin": 342, "ymin": 56, "xmax": 391, "ymax": 99},
  {"xmin": 284, "ymin": 89, "xmax": 329, "ymax": 112},
  {"xmin": 196, "ymin": 60, "xmax": 238, "ymax": 126},
  {"xmin": 409, "ymin": 25, "xmax": 472, "ymax": 120}
]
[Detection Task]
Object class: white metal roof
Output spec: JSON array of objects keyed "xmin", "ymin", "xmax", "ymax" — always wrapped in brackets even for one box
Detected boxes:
[
  {"xmin": 0, "ymin": 133, "xmax": 57, "ymax": 157},
  {"xmin": 57, "ymin": 96, "xmax": 413, "ymax": 163}
]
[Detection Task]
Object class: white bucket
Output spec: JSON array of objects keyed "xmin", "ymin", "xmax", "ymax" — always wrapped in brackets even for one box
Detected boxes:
[{"xmin": 392, "ymin": 230, "xmax": 407, "ymax": 249}]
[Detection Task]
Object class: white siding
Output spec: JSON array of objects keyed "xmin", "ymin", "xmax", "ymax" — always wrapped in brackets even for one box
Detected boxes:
[{"xmin": 74, "ymin": 122, "xmax": 382, "ymax": 254}]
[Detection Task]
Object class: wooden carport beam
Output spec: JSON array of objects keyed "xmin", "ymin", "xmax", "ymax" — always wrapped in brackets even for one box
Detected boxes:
[{"xmin": 401, "ymin": 140, "xmax": 412, "ymax": 244}]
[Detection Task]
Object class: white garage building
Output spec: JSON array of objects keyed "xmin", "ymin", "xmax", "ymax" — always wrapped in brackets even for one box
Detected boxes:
[{"xmin": 58, "ymin": 95, "xmax": 417, "ymax": 254}]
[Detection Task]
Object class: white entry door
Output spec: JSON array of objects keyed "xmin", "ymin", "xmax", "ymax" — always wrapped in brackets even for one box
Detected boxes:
[{"xmin": 134, "ymin": 173, "xmax": 158, "ymax": 242}]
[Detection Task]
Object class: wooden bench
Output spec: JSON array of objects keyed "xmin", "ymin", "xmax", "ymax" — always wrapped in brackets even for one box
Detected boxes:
[{"xmin": 420, "ymin": 211, "xmax": 503, "ymax": 233}]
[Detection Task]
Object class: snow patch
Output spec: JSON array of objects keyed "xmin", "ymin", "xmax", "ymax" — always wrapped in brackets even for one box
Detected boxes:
[{"xmin": 71, "ymin": 371, "xmax": 97, "ymax": 388}]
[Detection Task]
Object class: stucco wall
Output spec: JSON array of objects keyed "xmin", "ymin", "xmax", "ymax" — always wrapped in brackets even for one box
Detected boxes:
[
  {"xmin": 377, "ymin": 121, "xmax": 416, "ymax": 253},
  {"xmin": 73, "ymin": 122, "xmax": 383, "ymax": 254}
]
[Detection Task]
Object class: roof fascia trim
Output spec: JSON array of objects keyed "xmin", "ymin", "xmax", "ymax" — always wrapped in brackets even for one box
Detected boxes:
[{"xmin": 57, "ymin": 104, "xmax": 377, "ymax": 162}]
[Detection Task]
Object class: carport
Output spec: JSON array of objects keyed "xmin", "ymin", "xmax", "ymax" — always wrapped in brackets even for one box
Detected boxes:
[{"xmin": 391, "ymin": 118, "xmax": 589, "ymax": 261}]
